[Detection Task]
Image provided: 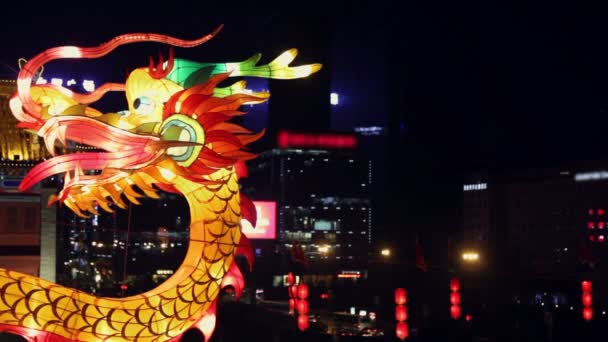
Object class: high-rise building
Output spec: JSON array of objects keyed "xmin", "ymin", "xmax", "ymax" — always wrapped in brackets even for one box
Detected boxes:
[
  {"xmin": 242, "ymin": 141, "xmax": 373, "ymax": 279},
  {"xmin": 461, "ymin": 162, "xmax": 608, "ymax": 306}
]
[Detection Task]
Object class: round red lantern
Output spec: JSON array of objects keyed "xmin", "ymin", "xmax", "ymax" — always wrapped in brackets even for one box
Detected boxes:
[
  {"xmin": 287, "ymin": 272, "xmax": 295, "ymax": 286},
  {"xmin": 297, "ymin": 299, "xmax": 309, "ymax": 314},
  {"xmin": 450, "ymin": 304, "xmax": 461, "ymax": 320},
  {"xmin": 297, "ymin": 313, "xmax": 309, "ymax": 331},
  {"xmin": 450, "ymin": 278, "xmax": 460, "ymax": 292},
  {"xmin": 394, "ymin": 288, "xmax": 407, "ymax": 305},
  {"xmin": 583, "ymin": 307, "xmax": 593, "ymax": 321},
  {"xmin": 395, "ymin": 304, "xmax": 408, "ymax": 321},
  {"xmin": 583, "ymin": 293, "xmax": 593, "ymax": 307},
  {"xmin": 450, "ymin": 292, "xmax": 461, "ymax": 305},
  {"xmin": 290, "ymin": 285, "xmax": 298, "ymax": 298},
  {"xmin": 582, "ymin": 281, "xmax": 592, "ymax": 293},
  {"xmin": 289, "ymin": 298, "xmax": 296, "ymax": 311},
  {"xmin": 297, "ymin": 283, "xmax": 309, "ymax": 299},
  {"xmin": 395, "ymin": 321, "xmax": 409, "ymax": 340},
  {"xmin": 465, "ymin": 314, "xmax": 472, "ymax": 322}
]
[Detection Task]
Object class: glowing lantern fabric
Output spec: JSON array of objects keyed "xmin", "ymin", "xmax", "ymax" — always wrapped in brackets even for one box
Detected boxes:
[
  {"xmin": 395, "ymin": 288, "xmax": 407, "ymax": 305},
  {"xmin": 297, "ymin": 314, "xmax": 309, "ymax": 332},
  {"xmin": 395, "ymin": 322, "xmax": 409, "ymax": 340},
  {"xmin": 395, "ymin": 305, "xmax": 408, "ymax": 321},
  {"xmin": 450, "ymin": 278, "xmax": 460, "ymax": 292},
  {"xmin": 450, "ymin": 292, "xmax": 461, "ymax": 305},
  {"xmin": 297, "ymin": 283, "xmax": 309, "ymax": 300},
  {"xmin": 296, "ymin": 299, "xmax": 309, "ymax": 315},
  {"xmin": 583, "ymin": 307, "xmax": 593, "ymax": 321},
  {"xmin": 450, "ymin": 305, "xmax": 462, "ymax": 320},
  {"xmin": 0, "ymin": 27, "xmax": 321, "ymax": 341}
]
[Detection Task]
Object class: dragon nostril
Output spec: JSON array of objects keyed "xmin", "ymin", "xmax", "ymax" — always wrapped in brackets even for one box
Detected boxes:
[{"xmin": 133, "ymin": 98, "xmax": 141, "ymax": 109}]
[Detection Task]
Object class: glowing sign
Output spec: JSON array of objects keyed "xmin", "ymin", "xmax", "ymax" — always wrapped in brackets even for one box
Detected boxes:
[
  {"xmin": 278, "ymin": 131, "xmax": 357, "ymax": 149},
  {"xmin": 463, "ymin": 183, "xmax": 487, "ymax": 191},
  {"xmin": 241, "ymin": 201, "xmax": 277, "ymax": 239},
  {"xmin": 575, "ymin": 171, "xmax": 608, "ymax": 182}
]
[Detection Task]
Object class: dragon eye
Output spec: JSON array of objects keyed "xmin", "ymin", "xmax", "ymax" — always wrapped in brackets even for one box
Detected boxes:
[
  {"xmin": 133, "ymin": 96, "xmax": 155, "ymax": 115},
  {"xmin": 160, "ymin": 114, "xmax": 205, "ymax": 167}
]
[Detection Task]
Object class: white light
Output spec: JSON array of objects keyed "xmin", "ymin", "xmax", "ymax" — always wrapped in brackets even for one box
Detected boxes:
[
  {"xmin": 463, "ymin": 183, "xmax": 487, "ymax": 191},
  {"xmin": 35, "ymin": 77, "xmax": 47, "ymax": 85},
  {"xmin": 359, "ymin": 310, "xmax": 367, "ymax": 317},
  {"xmin": 575, "ymin": 171, "xmax": 608, "ymax": 182},
  {"xmin": 350, "ymin": 307, "xmax": 356, "ymax": 315},
  {"xmin": 67, "ymin": 79, "xmax": 76, "ymax": 86},
  {"xmin": 50, "ymin": 78, "xmax": 63, "ymax": 86},
  {"xmin": 330, "ymin": 92, "xmax": 339, "ymax": 105},
  {"xmin": 381, "ymin": 249, "xmax": 390, "ymax": 256},
  {"xmin": 83, "ymin": 80, "xmax": 95, "ymax": 92}
]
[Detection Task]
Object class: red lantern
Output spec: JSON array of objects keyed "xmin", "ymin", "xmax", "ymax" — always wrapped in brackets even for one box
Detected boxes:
[
  {"xmin": 120, "ymin": 284, "xmax": 128, "ymax": 291},
  {"xmin": 582, "ymin": 281, "xmax": 592, "ymax": 294},
  {"xmin": 290, "ymin": 285, "xmax": 298, "ymax": 298},
  {"xmin": 583, "ymin": 307, "xmax": 593, "ymax": 321},
  {"xmin": 465, "ymin": 314, "xmax": 472, "ymax": 322},
  {"xmin": 450, "ymin": 278, "xmax": 460, "ymax": 292},
  {"xmin": 297, "ymin": 314, "xmax": 309, "ymax": 331},
  {"xmin": 583, "ymin": 293, "xmax": 593, "ymax": 307},
  {"xmin": 395, "ymin": 305, "xmax": 408, "ymax": 321},
  {"xmin": 297, "ymin": 283, "xmax": 309, "ymax": 299},
  {"xmin": 450, "ymin": 292, "xmax": 461, "ymax": 305},
  {"xmin": 297, "ymin": 299, "xmax": 309, "ymax": 314},
  {"xmin": 395, "ymin": 288, "xmax": 407, "ymax": 305},
  {"xmin": 450, "ymin": 305, "xmax": 461, "ymax": 320},
  {"xmin": 287, "ymin": 272, "xmax": 295, "ymax": 286},
  {"xmin": 395, "ymin": 321, "xmax": 409, "ymax": 340},
  {"xmin": 289, "ymin": 298, "xmax": 296, "ymax": 311}
]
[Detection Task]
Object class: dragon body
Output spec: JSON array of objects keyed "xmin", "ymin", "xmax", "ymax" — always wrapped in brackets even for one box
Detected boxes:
[{"xmin": 0, "ymin": 27, "xmax": 320, "ymax": 341}]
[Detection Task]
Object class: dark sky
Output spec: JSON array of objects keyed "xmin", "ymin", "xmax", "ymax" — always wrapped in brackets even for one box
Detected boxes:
[{"xmin": 1, "ymin": 1, "xmax": 592, "ymax": 256}]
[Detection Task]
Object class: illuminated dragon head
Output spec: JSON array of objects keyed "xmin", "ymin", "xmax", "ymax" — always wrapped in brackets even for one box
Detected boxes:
[{"xmin": 10, "ymin": 26, "xmax": 321, "ymax": 216}]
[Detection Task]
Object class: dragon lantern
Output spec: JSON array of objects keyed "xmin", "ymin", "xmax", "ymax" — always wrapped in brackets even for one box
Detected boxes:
[{"xmin": 0, "ymin": 25, "xmax": 321, "ymax": 341}]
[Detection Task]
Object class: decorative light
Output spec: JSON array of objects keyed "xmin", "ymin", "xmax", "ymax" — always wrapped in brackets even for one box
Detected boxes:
[{"xmin": 330, "ymin": 92, "xmax": 339, "ymax": 105}]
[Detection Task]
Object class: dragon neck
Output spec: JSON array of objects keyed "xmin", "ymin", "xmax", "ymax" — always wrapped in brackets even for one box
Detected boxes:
[{"xmin": 167, "ymin": 165, "xmax": 242, "ymax": 278}]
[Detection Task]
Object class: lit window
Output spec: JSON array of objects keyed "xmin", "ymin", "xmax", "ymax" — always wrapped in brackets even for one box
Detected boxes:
[
  {"xmin": 588, "ymin": 222, "xmax": 595, "ymax": 230},
  {"xmin": 330, "ymin": 92, "xmax": 339, "ymax": 105},
  {"xmin": 599, "ymin": 235, "xmax": 605, "ymax": 243},
  {"xmin": 599, "ymin": 209, "xmax": 605, "ymax": 216},
  {"xmin": 600, "ymin": 222, "xmax": 605, "ymax": 229}
]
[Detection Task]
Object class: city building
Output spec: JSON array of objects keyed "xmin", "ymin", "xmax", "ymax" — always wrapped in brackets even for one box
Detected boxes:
[
  {"xmin": 461, "ymin": 161, "xmax": 608, "ymax": 307},
  {"xmin": 242, "ymin": 134, "xmax": 373, "ymax": 284},
  {"xmin": 0, "ymin": 80, "xmax": 57, "ymax": 280}
]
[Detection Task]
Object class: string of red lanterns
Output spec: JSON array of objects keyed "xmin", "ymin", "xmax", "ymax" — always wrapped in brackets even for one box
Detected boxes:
[
  {"xmin": 395, "ymin": 288, "xmax": 409, "ymax": 340},
  {"xmin": 450, "ymin": 278, "xmax": 461, "ymax": 320},
  {"xmin": 582, "ymin": 280, "xmax": 593, "ymax": 321}
]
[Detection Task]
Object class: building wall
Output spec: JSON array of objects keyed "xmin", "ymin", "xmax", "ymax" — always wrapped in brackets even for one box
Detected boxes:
[
  {"xmin": 0, "ymin": 193, "xmax": 41, "ymax": 276},
  {"xmin": 462, "ymin": 169, "xmax": 607, "ymax": 277},
  {"xmin": 0, "ymin": 80, "xmax": 49, "ymax": 161}
]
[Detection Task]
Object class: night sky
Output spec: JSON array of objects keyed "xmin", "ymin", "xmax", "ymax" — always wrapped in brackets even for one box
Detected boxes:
[{"xmin": 1, "ymin": 1, "xmax": 591, "ymax": 259}]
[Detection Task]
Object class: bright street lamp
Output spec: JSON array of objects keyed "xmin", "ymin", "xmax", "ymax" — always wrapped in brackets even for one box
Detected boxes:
[
  {"xmin": 461, "ymin": 251, "xmax": 480, "ymax": 262},
  {"xmin": 381, "ymin": 248, "xmax": 391, "ymax": 257}
]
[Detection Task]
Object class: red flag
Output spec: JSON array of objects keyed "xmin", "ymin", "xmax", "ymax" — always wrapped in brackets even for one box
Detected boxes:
[
  {"xmin": 578, "ymin": 239, "xmax": 596, "ymax": 269},
  {"xmin": 291, "ymin": 242, "xmax": 309, "ymax": 269},
  {"xmin": 415, "ymin": 238, "xmax": 428, "ymax": 272}
]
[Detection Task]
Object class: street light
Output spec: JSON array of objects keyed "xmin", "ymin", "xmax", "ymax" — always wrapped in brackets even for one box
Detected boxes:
[
  {"xmin": 461, "ymin": 251, "xmax": 480, "ymax": 262},
  {"xmin": 381, "ymin": 248, "xmax": 391, "ymax": 257}
]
